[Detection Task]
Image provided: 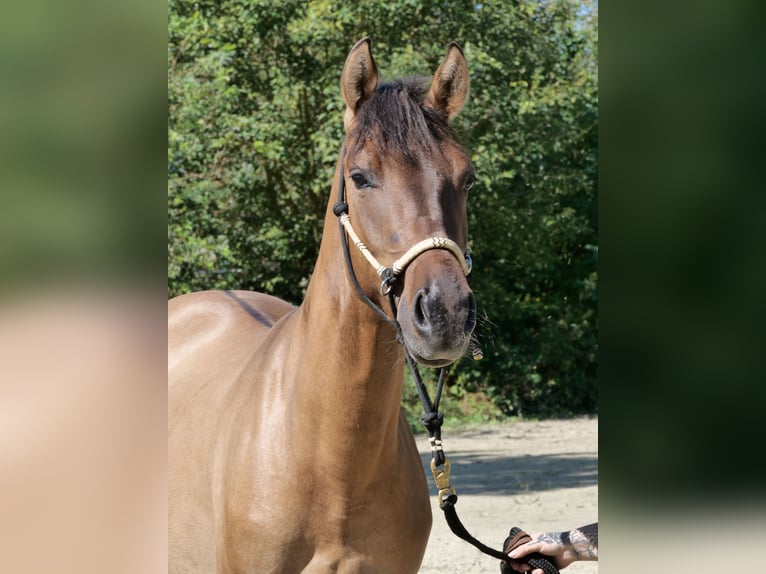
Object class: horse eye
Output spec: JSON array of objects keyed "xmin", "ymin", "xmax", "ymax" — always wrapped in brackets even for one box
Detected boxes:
[
  {"xmin": 463, "ymin": 175, "xmax": 476, "ymax": 192},
  {"xmin": 350, "ymin": 173, "xmax": 371, "ymax": 189}
]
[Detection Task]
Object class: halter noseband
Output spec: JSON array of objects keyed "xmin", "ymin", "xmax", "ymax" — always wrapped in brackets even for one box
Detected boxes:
[{"xmin": 332, "ymin": 144, "xmax": 472, "ymax": 298}]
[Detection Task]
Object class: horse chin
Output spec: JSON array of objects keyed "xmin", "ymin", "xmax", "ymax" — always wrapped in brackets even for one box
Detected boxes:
[
  {"xmin": 409, "ymin": 353, "xmax": 457, "ymax": 369},
  {"xmin": 401, "ymin": 333, "xmax": 470, "ymax": 368}
]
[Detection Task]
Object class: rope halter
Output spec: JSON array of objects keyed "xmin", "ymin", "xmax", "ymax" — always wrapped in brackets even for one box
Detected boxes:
[{"xmin": 335, "ymin": 210, "xmax": 472, "ymax": 295}]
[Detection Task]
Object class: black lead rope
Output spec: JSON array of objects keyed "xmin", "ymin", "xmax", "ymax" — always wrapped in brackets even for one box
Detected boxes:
[{"xmin": 334, "ymin": 143, "xmax": 558, "ymax": 574}]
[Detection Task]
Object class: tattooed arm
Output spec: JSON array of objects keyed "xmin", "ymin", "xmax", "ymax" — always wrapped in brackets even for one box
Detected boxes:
[{"xmin": 508, "ymin": 522, "xmax": 598, "ymax": 573}]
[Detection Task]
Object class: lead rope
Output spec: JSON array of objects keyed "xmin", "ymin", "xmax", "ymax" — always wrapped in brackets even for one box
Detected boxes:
[{"xmin": 334, "ymin": 143, "xmax": 558, "ymax": 574}]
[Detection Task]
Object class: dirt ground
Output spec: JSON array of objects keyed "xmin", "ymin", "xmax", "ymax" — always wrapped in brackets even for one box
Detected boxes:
[{"xmin": 417, "ymin": 417, "xmax": 598, "ymax": 574}]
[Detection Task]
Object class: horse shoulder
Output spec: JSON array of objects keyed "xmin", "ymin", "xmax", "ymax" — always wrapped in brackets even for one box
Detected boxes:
[
  {"xmin": 169, "ymin": 289, "xmax": 293, "ymax": 380},
  {"xmin": 168, "ymin": 289, "xmax": 297, "ymax": 574},
  {"xmin": 168, "ymin": 289, "xmax": 298, "ymax": 441}
]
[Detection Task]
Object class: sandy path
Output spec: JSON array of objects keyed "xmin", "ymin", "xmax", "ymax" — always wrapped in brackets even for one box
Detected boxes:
[{"xmin": 416, "ymin": 417, "xmax": 598, "ymax": 574}]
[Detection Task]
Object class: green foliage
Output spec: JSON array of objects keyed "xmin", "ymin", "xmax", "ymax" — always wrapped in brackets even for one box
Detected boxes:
[
  {"xmin": 168, "ymin": 0, "xmax": 598, "ymax": 417},
  {"xmin": 401, "ymin": 367, "xmax": 505, "ymax": 433}
]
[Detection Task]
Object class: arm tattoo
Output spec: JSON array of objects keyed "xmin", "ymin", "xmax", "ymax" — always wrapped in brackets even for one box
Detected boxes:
[
  {"xmin": 566, "ymin": 522, "xmax": 598, "ymax": 559},
  {"xmin": 535, "ymin": 531, "xmax": 563, "ymax": 545}
]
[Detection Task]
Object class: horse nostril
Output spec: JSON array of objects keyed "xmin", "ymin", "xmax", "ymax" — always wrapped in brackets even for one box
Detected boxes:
[{"xmin": 413, "ymin": 289, "xmax": 430, "ymax": 332}]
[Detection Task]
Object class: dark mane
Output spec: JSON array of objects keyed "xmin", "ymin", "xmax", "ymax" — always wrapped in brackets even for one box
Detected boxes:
[{"xmin": 349, "ymin": 77, "xmax": 454, "ymax": 161}]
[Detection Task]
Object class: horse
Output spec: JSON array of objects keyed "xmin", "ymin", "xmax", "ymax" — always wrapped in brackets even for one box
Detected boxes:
[{"xmin": 168, "ymin": 37, "xmax": 476, "ymax": 573}]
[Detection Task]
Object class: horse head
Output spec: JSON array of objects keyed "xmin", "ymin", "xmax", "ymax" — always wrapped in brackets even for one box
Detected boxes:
[{"xmin": 338, "ymin": 38, "xmax": 476, "ymax": 368}]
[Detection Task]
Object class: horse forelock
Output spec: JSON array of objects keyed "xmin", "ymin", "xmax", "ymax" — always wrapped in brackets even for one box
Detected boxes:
[{"xmin": 348, "ymin": 77, "xmax": 454, "ymax": 162}]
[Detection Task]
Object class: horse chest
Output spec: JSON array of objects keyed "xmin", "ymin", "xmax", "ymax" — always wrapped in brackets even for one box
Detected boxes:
[{"xmin": 217, "ymin": 422, "xmax": 432, "ymax": 573}]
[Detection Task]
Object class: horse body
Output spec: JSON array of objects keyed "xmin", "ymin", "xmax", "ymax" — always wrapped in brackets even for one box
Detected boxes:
[{"xmin": 169, "ymin": 38, "xmax": 474, "ymax": 573}]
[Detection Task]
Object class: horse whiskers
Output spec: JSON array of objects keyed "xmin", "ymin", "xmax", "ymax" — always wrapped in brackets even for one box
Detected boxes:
[
  {"xmin": 384, "ymin": 337, "xmax": 407, "ymax": 369},
  {"xmin": 466, "ymin": 306, "xmax": 494, "ymax": 360}
]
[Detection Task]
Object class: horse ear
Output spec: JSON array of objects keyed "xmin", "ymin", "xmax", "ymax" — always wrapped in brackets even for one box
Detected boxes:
[
  {"xmin": 427, "ymin": 42, "xmax": 470, "ymax": 122},
  {"xmin": 341, "ymin": 37, "xmax": 378, "ymax": 128}
]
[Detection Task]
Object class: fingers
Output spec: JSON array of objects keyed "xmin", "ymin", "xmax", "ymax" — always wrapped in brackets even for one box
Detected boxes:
[{"xmin": 509, "ymin": 541, "xmax": 543, "ymax": 560}]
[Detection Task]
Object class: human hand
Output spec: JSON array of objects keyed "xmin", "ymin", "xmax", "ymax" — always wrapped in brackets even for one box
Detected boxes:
[
  {"xmin": 507, "ymin": 523, "xmax": 598, "ymax": 574},
  {"xmin": 507, "ymin": 531, "xmax": 577, "ymax": 573}
]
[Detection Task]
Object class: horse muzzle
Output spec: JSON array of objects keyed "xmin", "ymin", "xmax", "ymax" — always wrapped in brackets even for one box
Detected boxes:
[{"xmin": 396, "ymin": 254, "xmax": 476, "ymax": 367}]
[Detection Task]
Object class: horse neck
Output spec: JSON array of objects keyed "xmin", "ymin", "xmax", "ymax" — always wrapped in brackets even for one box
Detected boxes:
[{"xmin": 292, "ymin": 165, "xmax": 406, "ymax": 452}]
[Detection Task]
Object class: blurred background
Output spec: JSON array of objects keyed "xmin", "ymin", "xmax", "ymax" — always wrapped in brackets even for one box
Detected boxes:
[{"xmin": 1, "ymin": 1, "xmax": 166, "ymax": 573}]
